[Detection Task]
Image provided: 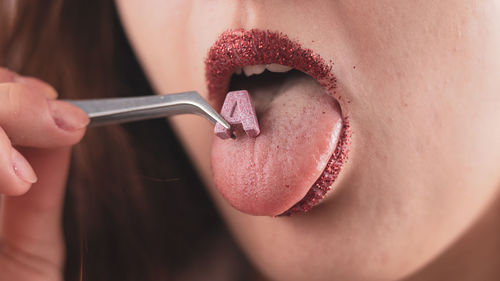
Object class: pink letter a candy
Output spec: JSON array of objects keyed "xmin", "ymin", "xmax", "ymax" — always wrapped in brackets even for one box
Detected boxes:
[{"xmin": 214, "ymin": 90, "xmax": 260, "ymax": 139}]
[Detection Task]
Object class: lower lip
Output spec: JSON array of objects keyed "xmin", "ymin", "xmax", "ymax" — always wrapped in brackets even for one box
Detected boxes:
[
  {"xmin": 281, "ymin": 121, "xmax": 351, "ymax": 216},
  {"xmin": 206, "ymin": 29, "xmax": 351, "ymax": 216}
]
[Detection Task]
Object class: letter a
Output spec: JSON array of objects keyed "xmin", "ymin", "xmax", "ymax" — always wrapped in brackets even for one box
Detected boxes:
[{"xmin": 214, "ymin": 90, "xmax": 260, "ymax": 139}]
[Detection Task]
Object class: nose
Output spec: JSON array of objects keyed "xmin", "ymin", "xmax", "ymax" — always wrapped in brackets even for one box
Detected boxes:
[{"xmin": 230, "ymin": 0, "xmax": 269, "ymax": 29}]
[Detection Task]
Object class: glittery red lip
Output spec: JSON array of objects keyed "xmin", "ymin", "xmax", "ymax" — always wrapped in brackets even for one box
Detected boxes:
[{"xmin": 205, "ymin": 29, "xmax": 351, "ymax": 216}]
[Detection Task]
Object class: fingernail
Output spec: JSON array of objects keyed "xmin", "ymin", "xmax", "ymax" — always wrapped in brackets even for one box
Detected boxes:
[
  {"xmin": 11, "ymin": 148, "xmax": 37, "ymax": 184},
  {"xmin": 47, "ymin": 100, "xmax": 89, "ymax": 131}
]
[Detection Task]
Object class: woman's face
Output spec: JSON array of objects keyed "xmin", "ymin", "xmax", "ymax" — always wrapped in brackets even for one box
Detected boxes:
[{"xmin": 115, "ymin": 1, "xmax": 500, "ymax": 280}]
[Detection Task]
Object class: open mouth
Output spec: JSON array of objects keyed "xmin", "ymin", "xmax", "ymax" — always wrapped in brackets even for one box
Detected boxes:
[{"xmin": 206, "ymin": 29, "xmax": 351, "ymax": 216}]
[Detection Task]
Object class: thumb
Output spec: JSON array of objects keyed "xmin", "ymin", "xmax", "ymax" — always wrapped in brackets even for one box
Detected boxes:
[{"xmin": 0, "ymin": 147, "xmax": 71, "ymax": 268}]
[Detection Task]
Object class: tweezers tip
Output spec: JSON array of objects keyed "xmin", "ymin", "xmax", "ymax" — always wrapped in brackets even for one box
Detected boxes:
[
  {"xmin": 214, "ymin": 116, "xmax": 231, "ymax": 129},
  {"xmin": 188, "ymin": 94, "xmax": 230, "ymax": 129}
]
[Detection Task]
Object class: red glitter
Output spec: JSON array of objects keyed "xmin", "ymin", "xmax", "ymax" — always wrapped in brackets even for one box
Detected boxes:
[
  {"xmin": 205, "ymin": 29, "xmax": 351, "ymax": 215},
  {"xmin": 205, "ymin": 29, "xmax": 338, "ymax": 107}
]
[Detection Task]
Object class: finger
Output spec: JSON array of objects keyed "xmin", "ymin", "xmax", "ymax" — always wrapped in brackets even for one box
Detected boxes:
[
  {"xmin": 0, "ymin": 127, "xmax": 36, "ymax": 196},
  {"xmin": 0, "ymin": 67, "xmax": 57, "ymax": 99},
  {"xmin": 14, "ymin": 77, "xmax": 58, "ymax": 99},
  {"xmin": 0, "ymin": 82, "xmax": 89, "ymax": 148},
  {"xmin": 0, "ymin": 147, "xmax": 69, "ymax": 266},
  {"xmin": 0, "ymin": 67, "xmax": 16, "ymax": 82}
]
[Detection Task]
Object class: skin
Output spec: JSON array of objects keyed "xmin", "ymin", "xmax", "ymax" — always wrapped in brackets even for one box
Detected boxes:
[
  {"xmin": 0, "ymin": 1, "xmax": 499, "ymax": 281},
  {"xmin": 115, "ymin": 1, "xmax": 500, "ymax": 280}
]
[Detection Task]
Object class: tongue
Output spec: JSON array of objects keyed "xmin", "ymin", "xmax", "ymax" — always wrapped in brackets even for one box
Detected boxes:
[{"xmin": 211, "ymin": 74, "xmax": 342, "ymax": 216}]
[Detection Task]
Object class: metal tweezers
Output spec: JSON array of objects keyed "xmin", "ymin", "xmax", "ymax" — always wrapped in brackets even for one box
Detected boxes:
[{"xmin": 66, "ymin": 91, "xmax": 230, "ymax": 129}]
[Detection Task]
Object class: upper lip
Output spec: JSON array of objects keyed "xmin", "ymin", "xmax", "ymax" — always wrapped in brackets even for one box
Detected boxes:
[{"xmin": 204, "ymin": 29, "xmax": 338, "ymax": 109}]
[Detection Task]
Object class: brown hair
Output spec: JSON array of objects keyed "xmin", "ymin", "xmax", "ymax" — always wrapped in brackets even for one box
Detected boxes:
[{"xmin": 1, "ymin": 1, "xmax": 252, "ymax": 280}]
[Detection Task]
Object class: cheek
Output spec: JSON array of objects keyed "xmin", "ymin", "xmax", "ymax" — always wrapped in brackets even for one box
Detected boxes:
[
  {"xmin": 339, "ymin": 0, "xmax": 500, "ymax": 197},
  {"xmin": 115, "ymin": 0, "xmax": 199, "ymax": 94},
  {"xmin": 329, "ymin": 0, "xmax": 500, "ymax": 274},
  {"xmin": 115, "ymin": 0, "xmax": 241, "ymax": 97}
]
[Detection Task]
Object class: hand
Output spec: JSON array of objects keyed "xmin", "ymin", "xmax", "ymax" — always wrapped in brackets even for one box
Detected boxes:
[{"xmin": 0, "ymin": 68, "xmax": 89, "ymax": 281}]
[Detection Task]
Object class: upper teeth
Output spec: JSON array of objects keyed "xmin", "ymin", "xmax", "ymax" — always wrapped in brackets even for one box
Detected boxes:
[{"xmin": 236, "ymin": 64, "xmax": 293, "ymax": 77}]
